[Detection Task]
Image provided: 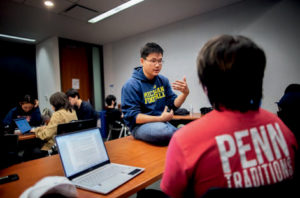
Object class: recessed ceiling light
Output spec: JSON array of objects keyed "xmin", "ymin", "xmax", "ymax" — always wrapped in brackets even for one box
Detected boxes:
[
  {"xmin": 44, "ymin": 0, "xmax": 54, "ymax": 7},
  {"xmin": 88, "ymin": 0, "xmax": 144, "ymax": 23},
  {"xmin": 0, "ymin": 33, "xmax": 36, "ymax": 42}
]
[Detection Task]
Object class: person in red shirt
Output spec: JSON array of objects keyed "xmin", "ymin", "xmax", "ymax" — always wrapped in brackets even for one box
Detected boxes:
[{"xmin": 161, "ymin": 35, "xmax": 298, "ymax": 197}]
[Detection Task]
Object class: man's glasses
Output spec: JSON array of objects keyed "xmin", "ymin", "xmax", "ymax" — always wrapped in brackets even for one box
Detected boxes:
[{"xmin": 144, "ymin": 59, "xmax": 164, "ymax": 65}]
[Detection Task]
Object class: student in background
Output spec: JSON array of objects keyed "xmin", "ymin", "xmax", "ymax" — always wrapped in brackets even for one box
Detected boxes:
[
  {"xmin": 161, "ymin": 35, "xmax": 298, "ymax": 197},
  {"xmin": 66, "ymin": 88, "xmax": 98, "ymax": 121},
  {"xmin": 121, "ymin": 42, "xmax": 189, "ymax": 145},
  {"xmin": 105, "ymin": 94, "xmax": 123, "ymax": 125},
  {"xmin": 105, "ymin": 95, "xmax": 125, "ymax": 139},
  {"xmin": 30, "ymin": 92, "xmax": 77, "ymax": 158},
  {"xmin": 2, "ymin": 94, "xmax": 42, "ymax": 128},
  {"xmin": 277, "ymin": 84, "xmax": 300, "ymax": 144},
  {"xmin": 277, "ymin": 82, "xmax": 300, "ymax": 181}
]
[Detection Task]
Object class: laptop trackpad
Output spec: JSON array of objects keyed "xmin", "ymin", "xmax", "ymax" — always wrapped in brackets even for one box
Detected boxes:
[{"xmin": 94, "ymin": 174, "xmax": 131, "ymax": 193}]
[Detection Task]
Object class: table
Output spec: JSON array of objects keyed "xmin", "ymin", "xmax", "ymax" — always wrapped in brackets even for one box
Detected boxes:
[
  {"xmin": 0, "ymin": 136, "xmax": 167, "ymax": 198},
  {"xmin": 171, "ymin": 113, "xmax": 201, "ymax": 126},
  {"xmin": 173, "ymin": 113, "xmax": 201, "ymax": 120},
  {"xmin": 18, "ymin": 133, "xmax": 36, "ymax": 141}
]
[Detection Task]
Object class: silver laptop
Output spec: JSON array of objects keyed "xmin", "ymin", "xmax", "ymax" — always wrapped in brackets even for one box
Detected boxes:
[{"xmin": 55, "ymin": 128, "xmax": 144, "ymax": 194}]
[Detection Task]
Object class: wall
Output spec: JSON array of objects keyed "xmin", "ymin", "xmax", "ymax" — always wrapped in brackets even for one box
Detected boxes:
[
  {"xmin": 36, "ymin": 37, "xmax": 61, "ymax": 112},
  {"xmin": 103, "ymin": 0, "xmax": 300, "ymax": 113},
  {"xmin": 92, "ymin": 46, "xmax": 104, "ymax": 111}
]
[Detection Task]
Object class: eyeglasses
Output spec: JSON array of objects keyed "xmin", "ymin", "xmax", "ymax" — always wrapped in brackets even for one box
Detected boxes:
[{"xmin": 144, "ymin": 59, "xmax": 164, "ymax": 65}]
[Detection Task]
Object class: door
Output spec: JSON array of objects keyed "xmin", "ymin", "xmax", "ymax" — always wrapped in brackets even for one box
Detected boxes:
[{"xmin": 59, "ymin": 39, "xmax": 93, "ymax": 103}]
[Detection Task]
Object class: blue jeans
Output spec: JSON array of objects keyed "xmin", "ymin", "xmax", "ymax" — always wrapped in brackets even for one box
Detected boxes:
[{"xmin": 132, "ymin": 122, "xmax": 177, "ymax": 145}]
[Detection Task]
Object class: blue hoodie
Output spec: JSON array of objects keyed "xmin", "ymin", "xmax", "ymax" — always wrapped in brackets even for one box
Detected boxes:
[
  {"xmin": 121, "ymin": 66, "xmax": 178, "ymax": 131},
  {"xmin": 2, "ymin": 106, "xmax": 42, "ymax": 127}
]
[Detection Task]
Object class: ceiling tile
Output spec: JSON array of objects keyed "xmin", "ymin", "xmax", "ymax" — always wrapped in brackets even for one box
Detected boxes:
[
  {"xmin": 77, "ymin": 0, "xmax": 124, "ymax": 13},
  {"xmin": 61, "ymin": 4, "xmax": 99, "ymax": 22},
  {"xmin": 12, "ymin": 0, "xmax": 25, "ymax": 3},
  {"xmin": 24, "ymin": 0, "xmax": 73, "ymax": 13}
]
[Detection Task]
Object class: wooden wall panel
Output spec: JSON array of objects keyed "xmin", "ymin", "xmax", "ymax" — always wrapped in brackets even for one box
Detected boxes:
[{"xmin": 59, "ymin": 40, "xmax": 93, "ymax": 102}]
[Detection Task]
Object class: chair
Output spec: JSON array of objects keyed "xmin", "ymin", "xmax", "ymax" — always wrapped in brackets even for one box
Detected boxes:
[
  {"xmin": 98, "ymin": 110, "xmax": 107, "ymax": 139},
  {"xmin": 106, "ymin": 121, "xmax": 130, "ymax": 141},
  {"xmin": 0, "ymin": 134, "xmax": 20, "ymax": 168},
  {"xmin": 202, "ymin": 178, "xmax": 299, "ymax": 198},
  {"xmin": 105, "ymin": 108, "xmax": 130, "ymax": 141}
]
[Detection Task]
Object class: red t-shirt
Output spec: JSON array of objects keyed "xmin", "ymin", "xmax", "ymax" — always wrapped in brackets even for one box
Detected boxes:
[{"xmin": 161, "ymin": 108, "xmax": 298, "ymax": 198}]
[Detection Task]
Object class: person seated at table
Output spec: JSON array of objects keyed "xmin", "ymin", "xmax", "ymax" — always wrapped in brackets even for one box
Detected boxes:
[
  {"xmin": 2, "ymin": 94, "xmax": 42, "ymax": 130},
  {"xmin": 66, "ymin": 88, "xmax": 98, "ymax": 121},
  {"xmin": 161, "ymin": 35, "xmax": 298, "ymax": 197},
  {"xmin": 121, "ymin": 42, "xmax": 189, "ymax": 145},
  {"xmin": 277, "ymin": 83, "xmax": 300, "ymax": 145},
  {"xmin": 105, "ymin": 95, "xmax": 124, "ymax": 124},
  {"xmin": 277, "ymin": 83, "xmax": 300, "ymax": 180},
  {"xmin": 105, "ymin": 94, "xmax": 125, "ymax": 139},
  {"xmin": 30, "ymin": 92, "xmax": 77, "ymax": 159}
]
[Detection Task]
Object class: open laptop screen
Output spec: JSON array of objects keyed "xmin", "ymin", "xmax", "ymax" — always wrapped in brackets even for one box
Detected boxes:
[
  {"xmin": 56, "ymin": 128, "xmax": 109, "ymax": 178},
  {"xmin": 14, "ymin": 118, "xmax": 31, "ymax": 134}
]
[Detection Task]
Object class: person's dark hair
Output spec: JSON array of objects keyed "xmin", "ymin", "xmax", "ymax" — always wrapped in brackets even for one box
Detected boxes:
[
  {"xmin": 197, "ymin": 35, "xmax": 266, "ymax": 112},
  {"xmin": 19, "ymin": 94, "xmax": 35, "ymax": 105},
  {"xmin": 65, "ymin": 88, "xmax": 80, "ymax": 99},
  {"xmin": 50, "ymin": 92, "xmax": 73, "ymax": 112},
  {"xmin": 284, "ymin": 84, "xmax": 300, "ymax": 94},
  {"xmin": 277, "ymin": 84, "xmax": 300, "ymax": 110},
  {"xmin": 140, "ymin": 42, "xmax": 164, "ymax": 59},
  {"xmin": 105, "ymin": 95, "xmax": 117, "ymax": 106}
]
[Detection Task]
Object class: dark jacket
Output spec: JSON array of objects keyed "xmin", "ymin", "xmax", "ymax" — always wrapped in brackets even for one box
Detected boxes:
[
  {"xmin": 2, "ymin": 106, "xmax": 42, "ymax": 127},
  {"xmin": 75, "ymin": 101, "xmax": 98, "ymax": 121}
]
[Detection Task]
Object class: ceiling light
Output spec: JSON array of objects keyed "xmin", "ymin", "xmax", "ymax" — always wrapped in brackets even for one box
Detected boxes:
[
  {"xmin": 0, "ymin": 34, "xmax": 36, "ymax": 43},
  {"xmin": 44, "ymin": 0, "xmax": 54, "ymax": 7},
  {"xmin": 88, "ymin": 0, "xmax": 144, "ymax": 23}
]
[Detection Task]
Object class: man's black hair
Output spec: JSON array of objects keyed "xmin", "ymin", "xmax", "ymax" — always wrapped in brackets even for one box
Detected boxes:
[
  {"xmin": 65, "ymin": 88, "xmax": 80, "ymax": 99},
  {"xmin": 140, "ymin": 42, "xmax": 164, "ymax": 59},
  {"xmin": 19, "ymin": 94, "xmax": 35, "ymax": 105},
  {"xmin": 284, "ymin": 84, "xmax": 300, "ymax": 94},
  {"xmin": 197, "ymin": 35, "xmax": 266, "ymax": 112},
  {"xmin": 105, "ymin": 95, "xmax": 117, "ymax": 106}
]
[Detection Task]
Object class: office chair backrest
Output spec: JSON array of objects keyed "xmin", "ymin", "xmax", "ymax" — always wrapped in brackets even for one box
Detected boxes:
[
  {"xmin": 202, "ymin": 178, "xmax": 298, "ymax": 198},
  {"xmin": 2, "ymin": 134, "xmax": 19, "ymax": 153},
  {"xmin": 0, "ymin": 134, "xmax": 19, "ymax": 168},
  {"xmin": 95, "ymin": 110, "xmax": 107, "ymax": 138}
]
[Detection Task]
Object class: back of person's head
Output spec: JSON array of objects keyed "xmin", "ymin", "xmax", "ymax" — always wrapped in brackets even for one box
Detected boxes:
[
  {"xmin": 65, "ymin": 89, "xmax": 80, "ymax": 99},
  {"xmin": 284, "ymin": 84, "xmax": 300, "ymax": 94},
  {"xmin": 105, "ymin": 95, "xmax": 117, "ymax": 106},
  {"xmin": 278, "ymin": 84, "xmax": 300, "ymax": 110},
  {"xmin": 197, "ymin": 35, "xmax": 266, "ymax": 112},
  {"xmin": 277, "ymin": 83, "xmax": 300, "ymax": 128},
  {"xmin": 140, "ymin": 42, "xmax": 164, "ymax": 59},
  {"xmin": 50, "ymin": 92, "xmax": 72, "ymax": 112}
]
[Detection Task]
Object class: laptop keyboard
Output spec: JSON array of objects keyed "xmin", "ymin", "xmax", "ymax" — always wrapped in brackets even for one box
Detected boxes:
[{"xmin": 75, "ymin": 164, "xmax": 131, "ymax": 187}]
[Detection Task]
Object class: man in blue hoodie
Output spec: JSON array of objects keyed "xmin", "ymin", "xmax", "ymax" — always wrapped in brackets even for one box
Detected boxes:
[{"xmin": 121, "ymin": 42, "xmax": 189, "ymax": 145}]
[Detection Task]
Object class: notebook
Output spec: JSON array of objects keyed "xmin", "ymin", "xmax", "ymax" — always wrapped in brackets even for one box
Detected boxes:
[
  {"xmin": 14, "ymin": 118, "xmax": 32, "ymax": 134},
  {"xmin": 55, "ymin": 128, "xmax": 144, "ymax": 194}
]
